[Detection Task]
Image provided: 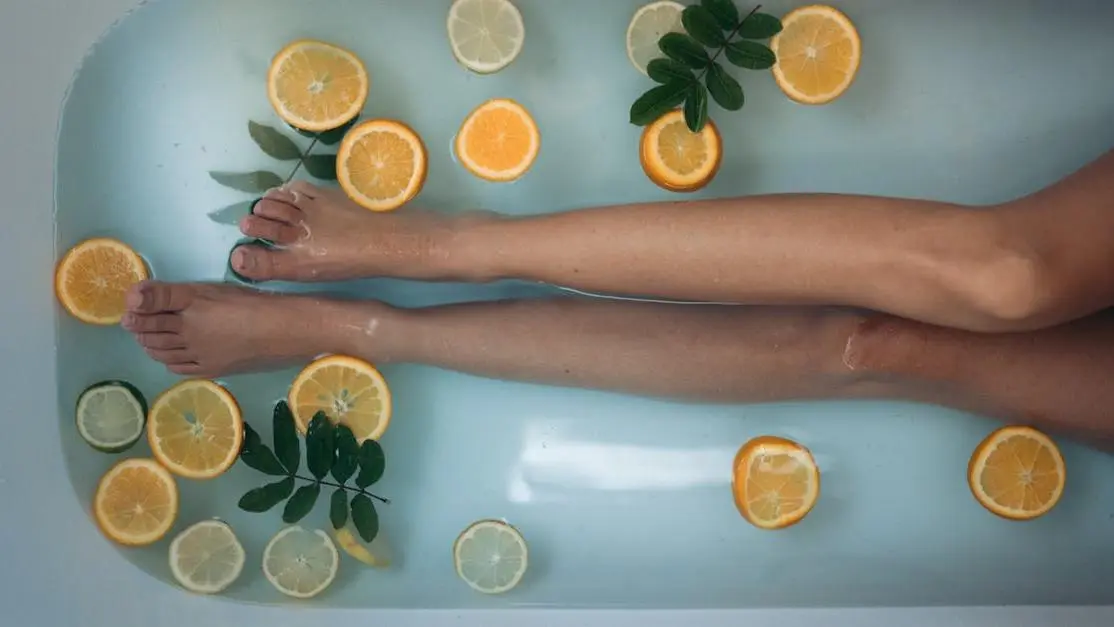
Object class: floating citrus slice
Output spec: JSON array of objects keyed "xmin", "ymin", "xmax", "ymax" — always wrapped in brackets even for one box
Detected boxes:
[
  {"xmin": 169, "ymin": 519, "xmax": 246, "ymax": 594},
  {"xmin": 288, "ymin": 354, "xmax": 392, "ymax": 443},
  {"xmin": 454, "ymin": 98, "xmax": 540, "ymax": 182},
  {"xmin": 337, "ymin": 119, "xmax": 428, "ymax": 212},
  {"xmin": 334, "ymin": 526, "xmax": 392, "ymax": 568},
  {"xmin": 147, "ymin": 379, "xmax": 244, "ymax": 480},
  {"xmin": 267, "ymin": 39, "xmax": 369, "ymax": 132},
  {"xmin": 55, "ymin": 237, "xmax": 148, "ymax": 325},
  {"xmin": 453, "ymin": 519, "xmax": 528, "ymax": 594},
  {"xmin": 967, "ymin": 425, "xmax": 1066, "ymax": 521},
  {"xmin": 75, "ymin": 380, "xmax": 148, "ymax": 453},
  {"xmin": 639, "ymin": 109, "xmax": 722, "ymax": 192},
  {"xmin": 93, "ymin": 458, "xmax": 179, "ymax": 547},
  {"xmin": 770, "ymin": 5, "xmax": 862, "ymax": 105},
  {"xmin": 446, "ymin": 0, "xmax": 526, "ymax": 74},
  {"xmin": 626, "ymin": 1, "xmax": 686, "ymax": 75},
  {"xmin": 263, "ymin": 526, "xmax": 340, "ymax": 599},
  {"xmin": 732, "ymin": 436, "xmax": 820, "ymax": 530}
]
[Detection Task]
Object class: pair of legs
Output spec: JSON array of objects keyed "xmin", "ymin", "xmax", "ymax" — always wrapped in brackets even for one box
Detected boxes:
[{"xmin": 122, "ymin": 149, "xmax": 1114, "ymax": 449}]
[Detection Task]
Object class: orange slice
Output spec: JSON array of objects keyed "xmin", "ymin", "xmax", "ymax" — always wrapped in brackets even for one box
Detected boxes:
[
  {"xmin": 55, "ymin": 237, "xmax": 148, "ymax": 325},
  {"xmin": 770, "ymin": 5, "xmax": 862, "ymax": 105},
  {"xmin": 93, "ymin": 458, "xmax": 179, "ymax": 546},
  {"xmin": 147, "ymin": 379, "xmax": 244, "ymax": 480},
  {"xmin": 967, "ymin": 425, "xmax": 1066, "ymax": 521},
  {"xmin": 267, "ymin": 39, "xmax": 369, "ymax": 132},
  {"xmin": 639, "ymin": 109, "xmax": 722, "ymax": 192},
  {"xmin": 288, "ymin": 355, "xmax": 392, "ymax": 443},
  {"xmin": 337, "ymin": 119, "xmax": 428, "ymax": 212},
  {"xmin": 732, "ymin": 436, "xmax": 820, "ymax": 530},
  {"xmin": 454, "ymin": 98, "xmax": 540, "ymax": 182}
]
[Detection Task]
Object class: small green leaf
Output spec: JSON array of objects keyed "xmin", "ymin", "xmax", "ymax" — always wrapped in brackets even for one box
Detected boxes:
[
  {"xmin": 706, "ymin": 62, "xmax": 745, "ymax": 111},
  {"xmin": 209, "ymin": 170, "xmax": 284, "ymax": 194},
  {"xmin": 684, "ymin": 83, "xmax": 709, "ymax": 133},
  {"xmin": 738, "ymin": 12, "xmax": 783, "ymax": 39},
  {"xmin": 240, "ymin": 423, "xmax": 287, "ymax": 476},
  {"xmin": 701, "ymin": 0, "xmax": 739, "ymax": 30},
  {"xmin": 272, "ymin": 401, "xmax": 300, "ymax": 475},
  {"xmin": 682, "ymin": 5, "xmax": 726, "ymax": 48},
  {"xmin": 658, "ymin": 33, "xmax": 711, "ymax": 70},
  {"xmin": 306, "ymin": 412, "xmax": 335, "ymax": 480},
  {"xmin": 207, "ymin": 200, "xmax": 254, "ymax": 226},
  {"xmin": 332, "ymin": 425, "xmax": 360, "ymax": 484},
  {"xmin": 248, "ymin": 121, "xmax": 302, "ymax": 161},
  {"xmin": 283, "ymin": 483, "xmax": 321, "ymax": 524},
  {"xmin": 646, "ymin": 58, "xmax": 695, "ymax": 85},
  {"xmin": 238, "ymin": 476, "xmax": 295, "ymax": 512},
  {"xmin": 725, "ymin": 40, "xmax": 776, "ymax": 70},
  {"xmin": 350, "ymin": 494, "xmax": 379, "ymax": 543},
  {"xmin": 302, "ymin": 154, "xmax": 337, "ymax": 181},
  {"xmin": 330, "ymin": 488, "xmax": 348, "ymax": 529},
  {"xmin": 301, "ymin": 116, "xmax": 360, "ymax": 146},
  {"xmin": 629, "ymin": 81, "xmax": 689, "ymax": 127},
  {"xmin": 355, "ymin": 439, "xmax": 386, "ymax": 489}
]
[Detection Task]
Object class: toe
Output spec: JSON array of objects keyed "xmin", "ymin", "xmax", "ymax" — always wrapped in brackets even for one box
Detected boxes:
[
  {"xmin": 285, "ymin": 180, "xmax": 321, "ymax": 201},
  {"xmin": 144, "ymin": 347, "xmax": 196, "ymax": 365},
  {"xmin": 168, "ymin": 363, "xmax": 204, "ymax": 376},
  {"xmin": 137, "ymin": 333, "xmax": 187, "ymax": 350},
  {"xmin": 230, "ymin": 244, "xmax": 296, "ymax": 281},
  {"xmin": 126, "ymin": 281, "xmax": 194, "ymax": 314},
  {"xmin": 121, "ymin": 312, "xmax": 182, "ymax": 334},
  {"xmin": 253, "ymin": 197, "xmax": 304, "ymax": 225},
  {"xmin": 240, "ymin": 214, "xmax": 303, "ymax": 245}
]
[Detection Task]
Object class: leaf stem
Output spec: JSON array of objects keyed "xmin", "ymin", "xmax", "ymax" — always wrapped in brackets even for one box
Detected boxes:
[
  {"xmin": 292, "ymin": 473, "xmax": 391, "ymax": 505},
  {"xmin": 697, "ymin": 4, "xmax": 762, "ymax": 82},
  {"xmin": 285, "ymin": 136, "xmax": 320, "ymax": 183}
]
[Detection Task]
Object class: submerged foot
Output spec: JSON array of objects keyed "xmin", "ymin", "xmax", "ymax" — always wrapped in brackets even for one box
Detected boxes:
[
  {"xmin": 231, "ymin": 181, "xmax": 469, "ymax": 283},
  {"xmin": 121, "ymin": 280, "xmax": 385, "ymax": 377}
]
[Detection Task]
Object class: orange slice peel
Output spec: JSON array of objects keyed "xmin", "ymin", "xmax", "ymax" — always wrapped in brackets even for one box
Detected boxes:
[
  {"xmin": 967, "ymin": 425, "xmax": 1065, "ymax": 521},
  {"xmin": 337, "ymin": 119, "xmax": 428, "ymax": 212},
  {"xmin": 147, "ymin": 379, "xmax": 244, "ymax": 480},
  {"xmin": 288, "ymin": 354, "xmax": 393, "ymax": 443},
  {"xmin": 639, "ymin": 109, "xmax": 722, "ymax": 192},
  {"xmin": 455, "ymin": 98, "xmax": 540, "ymax": 182},
  {"xmin": 770, "ymin": 5, "xmax": 862, "ymax": 105},
  {"xmin": 55, "ymin": 237, "xmax": 148, "ymax": 325},
  {"xmin": 267, "ymin": 39, "xmax": 369, "ymax": 133},
  {"xmin": 93, "ymin": 458, "xmax": 179, "ymax": 546},
  {"xmin": 732, "ymin": 435, "xmax": 820, "ymax": 530}
]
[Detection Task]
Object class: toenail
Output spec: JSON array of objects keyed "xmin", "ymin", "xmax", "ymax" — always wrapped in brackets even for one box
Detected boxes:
[{"xmin": 232, "ymin": 247, "xmax": 256, "ymax": 271}]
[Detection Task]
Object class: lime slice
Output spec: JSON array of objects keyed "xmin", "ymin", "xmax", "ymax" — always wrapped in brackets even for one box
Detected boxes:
[
  {"xmin": 453, "ymin": 519, "xmax": 528, "ymax": 594},
  {"xmin": 626, "ymin": 1, "xmax": 686, "ymax": 75},
  {"xmin": 447, "ymin": 0, "xmax": 525, "ymax": 74},
  {"xmin": 169, "ymin": 520, "xmax": 246, "ymax": 594},
  {"xmin": 263, "ymin": 526, "xmax": 339, "ymax": 599},
  {"xmin": 334, "ymin": 526, "xmax": 392, "ymax": 568},
  {"xmin": 75, "ymin": 381, "xmax": 147, "ymax": 453}
]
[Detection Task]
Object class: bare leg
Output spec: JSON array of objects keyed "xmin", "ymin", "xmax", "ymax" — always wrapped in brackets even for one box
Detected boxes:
[{"xmin": 123, "ymin": 282, "xmax": 1114, "ymax": 449}]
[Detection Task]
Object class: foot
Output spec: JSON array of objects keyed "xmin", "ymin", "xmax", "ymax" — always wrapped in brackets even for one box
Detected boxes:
[
  {"xmin": 121, "ymin": 280, "xmax": 389, "ymax": 377},
  {"xmin": 230, "ymin": 181, "xmax": 477, "ymax": 283}
]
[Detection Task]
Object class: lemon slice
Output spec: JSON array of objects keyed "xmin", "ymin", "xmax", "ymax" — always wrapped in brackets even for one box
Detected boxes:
[
  {"xmin": 626, "ymin": 1, "xmax": 686, "ymax": 75},
  {"xmin": 263, "ymin": 526, "xmax": 340, "ymax": 599},
  {"xmin": 447, "ymin": 0, "xmax": 525, "ymax": 74},
  {"xmin": 55, "ymin": 237, "xmax": 149, "ymax": 325},
  {"xmin": 732, "ymin": 436, "xmax": 820, "ymax": 530},
  {"xmin": 453, "ymin": 519, "xmax": 528, "ymax": 594},
  {"xmin": 93, "ymin": 458, "xmax": 179, "ymax": 547},
  {"xmin": 288, "ymin": 355, "xmax": 392, "ymax": 443},
  {"xmin": 968, "ymin": 425, "xmax": 1066, "ymax": 521},
  {"xmin": 147, "ymin": 379, "xmax": 244, "ymax": 480},
  {"xmin": 75, "ymin": 380, "xmax": 147, "ymax": 453},
  {"xmin": 267, "ymin": 39, "xmax": 369, "ymax": 132},
  {"xmin": 334, "ymin": 526, "xmax": 392, "ymax": 568},
  {"xmin": 169, "ymin": 520, "xmax": 246, "ymax": 594}
]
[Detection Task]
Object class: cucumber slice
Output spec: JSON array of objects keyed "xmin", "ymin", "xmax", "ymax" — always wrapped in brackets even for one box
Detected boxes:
[{"xmin": 75, "ymin": 381, "xmax": 148, "ymax": 453}]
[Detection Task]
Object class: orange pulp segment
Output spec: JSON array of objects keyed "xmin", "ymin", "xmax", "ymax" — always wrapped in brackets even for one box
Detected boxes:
[
  {"xmin": 267, "ymin": 39, "xmax": 369, "ymax": 132},
  {"xmin": 337, "ymin": 119, "xmax": 428, "ymax": 212},
  {"xmin": 147, "ymin": 379, "xmax": 244, "ymax": 480},
  {"xmin": 454, "ymin": 98, "xmax": 540, "ymax": 182},
  {"xmin": 732, "ymin": 436, "xmax": 820, "ymax": 530},
  {"xmin": 55, "ymin": 237, "xmax": 148, "ymax": 325},
  {"xmin": 93, "ymin": 458, "xmax": 179, "ymax": 546},
  {"xmin": 967, "ymin": 425, "xmax": 1065, "ymax": 521},
  {"xmin": 639, "ymin": 109, "xmax": 722, "ymax": 192},
  {"xmin": 770, "ymin": 5, "xmax": 862, "ymax": 105},
  {"xmin": 288, "ymin": 354, "xmax": 393, "ymax": 443}
]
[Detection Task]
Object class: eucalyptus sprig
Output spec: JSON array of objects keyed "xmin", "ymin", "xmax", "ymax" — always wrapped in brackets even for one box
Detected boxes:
[
  {"xmin": 206, "ymin": 118, "xmax": 357, "ymax": 226},
  {"xmin": 629, "ymin": 1, "xmax": 782, "ymax": 133},
  {"xmin": 238, "ymin": 400, "xmax": 388, "ymax": 543}
]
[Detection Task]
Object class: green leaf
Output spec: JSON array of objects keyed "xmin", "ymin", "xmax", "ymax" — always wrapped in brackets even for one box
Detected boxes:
[
  {"xmin": 355, "ymin": 439, "xmax": 386, "ymax": 489},
  {"xmin": 706, "ymin": 62, "xmax": 745, "ymax": 111},
  {"xmin": 738, "ymin": 12, "xmax": 783, "ymax": 39},
  {"xmin": 646, "ymin": 58, "xmax": 695, "ymax": 85},
  {"xmin": 299, "ymin": 116, "xmax": 360, "ymax": 146},
  {"xmin": 248, "ymin": 121, "xmax": 302, "ymax": 161},
  {"xmin": 207, "ymin": 200, "xmax": 254, "ymax": 226},
  {"xmin": 330, "ymin": 488, "xmax": 348, "ymax": 529},
  {"xmin": 306, "ymin": 412, "xmax": 335, "ymax": 480},
  {"xmin": 209, "ymin": 171, "xmax": 284, "ymax": 194},
  {"xmin": 240, "ymin": 423, "xmax": 287, "ymax": 476},
  {"xmin": 682, "ymin": 5, "xmax": 726, "ymax": 47},
  {"xmin": 283, "ymin": 483, "xmax": 321, "ymax": 523},
  {"xmin": 238, "ymin": 476, "xmax": 295, "ymax": 512},
  {"xmin": 629, "ymin": 81, "xmax": 689, "ymax": 127},
  {"xmin": 350, "ymin": 494, "xmax": 379, "ymax": 543},
  {"xmin": 332, "ymin": 425, "xmax": 360, "ymax": 484},
  {"xmin": 302, "ymin": 154, "xmax": 337, "ymax": 181},
  {"xmin": 272, "ymin": 401, "xmax": 300, "ymax": 475},
  {"xmin": 701, "ymin": 0, "xmax": 739, "ymax": 30},
  {"xmin": 725, "ymin": 40, "xmax": 776, "ymax": 70},
  {"xmin": 683, "ymin": 84, "xmax": 709, "ymax": 133},
  {"xmin": 658, "ymin": 33, "xmax": 711, "ymax": 70}
]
